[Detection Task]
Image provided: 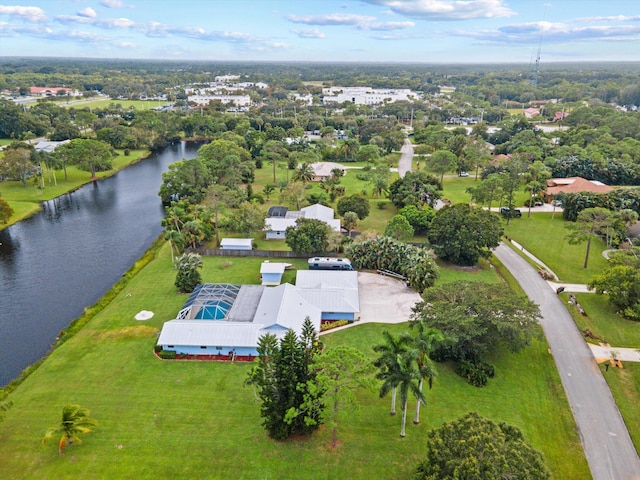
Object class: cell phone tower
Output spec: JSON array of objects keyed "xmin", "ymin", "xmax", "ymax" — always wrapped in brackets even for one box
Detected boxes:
[{"xmin": 530, "ymin": 4, "xmax": 549, "ymax": 88}]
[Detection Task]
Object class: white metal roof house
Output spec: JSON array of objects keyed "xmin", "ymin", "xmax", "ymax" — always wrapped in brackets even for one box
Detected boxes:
[
  {"xmin": 265, "ymin": 203, "xmax": 341, "ymax": 240},
  {"xmin": 295, "ymin": 271, "xmax": 360, "ymax": 322},
  {"xmin": 157, "ymin": 283, "xmax": 321, "ymax": 360}
]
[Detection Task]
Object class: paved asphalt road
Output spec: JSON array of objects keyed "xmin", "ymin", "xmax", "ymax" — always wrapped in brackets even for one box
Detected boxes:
[
  {"xmin": 398, "ymin": 138, "xmax": 413, "ymax": 178},
  {"xmin": 494, "ymin": 243, "xmax": 640, "ymax": 480}
]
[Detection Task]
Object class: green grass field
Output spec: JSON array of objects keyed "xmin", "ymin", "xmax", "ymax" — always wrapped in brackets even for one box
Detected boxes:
[
  {"xmin": 59, "ymin": 99, "xmax": 171, "ymax": 111},
  {"xmin": 0, "ymin": 244, "xmax": 589, "ymax": 479}
]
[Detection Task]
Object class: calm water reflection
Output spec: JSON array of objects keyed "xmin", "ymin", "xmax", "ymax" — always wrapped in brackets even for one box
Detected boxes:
[{"xmin": 0, "ymin": 142, "xmax": 201, "ymax": 385}]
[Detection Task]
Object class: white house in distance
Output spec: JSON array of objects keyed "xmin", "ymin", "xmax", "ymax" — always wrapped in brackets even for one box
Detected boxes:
[
  {"xmin": 265, "ymin": 203, "xmax": 341, "ymax": 240},
  {"xmin": 156, "ymin": 270, "xmax": 360, "ymax": 360},
  {"xmin": 322, "ymin": 86, "xmax": 419, "ymax": 105}
]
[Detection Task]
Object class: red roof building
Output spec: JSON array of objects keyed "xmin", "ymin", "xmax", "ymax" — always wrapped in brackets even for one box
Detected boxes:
[
  {"xmin": 545, "ymin": 177, "xmax": 613, "ymax": 201},
  {"xmin": 29, "ymin": 87, "xmax": 75, "ymax": 96}
]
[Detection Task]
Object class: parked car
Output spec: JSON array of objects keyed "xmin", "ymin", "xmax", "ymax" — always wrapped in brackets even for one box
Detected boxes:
[
  {"xmin": 552, "ymin": 200, "xmax": 563, "ymax": 207},
  {"xmin": 500, "ymin": 207, "xmax": 522, "ymax": 218},
  {"xmin": 458, "ymin": 171, "xmax": 469, "ymax": 177}
]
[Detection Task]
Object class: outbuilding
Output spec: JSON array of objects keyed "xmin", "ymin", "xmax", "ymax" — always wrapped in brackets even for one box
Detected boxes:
[
  {"xmin": 260, "ymin": 261, "xmax": 289, "ymax": 286},
  {"xmin": 220, "ymin": 238, "xmax": 253, "ymax": 250}
]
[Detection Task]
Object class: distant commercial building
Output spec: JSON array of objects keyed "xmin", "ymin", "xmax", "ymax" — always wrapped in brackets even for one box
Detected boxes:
[{"xmin": 322, "ymin": 86, "xmax": 419, "ymax": 105}]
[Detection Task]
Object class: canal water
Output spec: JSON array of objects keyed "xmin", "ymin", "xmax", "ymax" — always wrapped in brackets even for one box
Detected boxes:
[{"xmin": 0, "ymin": 141, "xmax": 201, "ymax": 386}]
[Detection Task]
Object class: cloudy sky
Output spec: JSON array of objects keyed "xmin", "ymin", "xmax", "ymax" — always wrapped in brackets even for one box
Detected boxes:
[{"xmin": 1, "ymin": 0, "xmax": 639, "ymax": 63}]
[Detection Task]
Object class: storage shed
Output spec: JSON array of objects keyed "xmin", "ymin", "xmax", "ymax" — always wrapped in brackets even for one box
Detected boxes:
[
  {"xmin": 220, "ymin": 238, "xmax": 253, "ymax": 250},
  {"xmin": 260, "ymin": 261, "xmax": 289, "ymax": 286}
]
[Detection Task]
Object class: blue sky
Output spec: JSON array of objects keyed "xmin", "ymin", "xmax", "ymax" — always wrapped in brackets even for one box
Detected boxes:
[{"xmin": 1, "ymin": 1, "xmax": 639, "ymax": 63}]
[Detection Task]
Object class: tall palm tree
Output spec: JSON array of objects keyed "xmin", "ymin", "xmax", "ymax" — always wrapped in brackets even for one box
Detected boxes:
[
  {"xmin": 373, "ymin": 331, "xmax": 409, "ymax": 416},
  {"xmin": 292, "ymin": 162, "xmax": 315, "ymax": 184},
  {"xmin": 396, "ymin": 354, "xmax": 425, "ymax": 437},
  {"xmin": 42, "ymin": 404, "xmax": 97, "ymax": 456},
  {"xmin": 164, "ymin": 228, "xmax": 185, "ymax": 264},
  {"xmin": 406, "ymin": 323, "xmax": 443, "ymax": 424}
]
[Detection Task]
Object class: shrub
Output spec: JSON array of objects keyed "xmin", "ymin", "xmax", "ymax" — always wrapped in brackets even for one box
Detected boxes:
[
  {"xmin": 320, "ymin": 320, "xmax": 349, "ymax": 331},
  {"xmin": 159, "ymin": 350, "xmax": 177, "ymax": 359},
  {"xmin": 153, "ymin": 344, "xmax": 163, "ymax": 353},
  {"xmin": 124, "ymin": 148, "xmax": 130, "ymax": 156},
  {"xmin": 454, "ymin": 360, "xmax": 496, "ymax": 387}
]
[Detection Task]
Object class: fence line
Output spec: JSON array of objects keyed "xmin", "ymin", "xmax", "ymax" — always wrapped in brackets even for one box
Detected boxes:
[{"xmin": 191, "ymin": 248, "xmax": 321, "ymax": 258}]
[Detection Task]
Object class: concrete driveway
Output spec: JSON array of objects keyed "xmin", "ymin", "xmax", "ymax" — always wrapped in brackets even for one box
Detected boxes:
[
  {"xmin": 357, "ymin": 271, "xmax": 422, "ymax": 324},
  {"xmin": 319, "ymin": 271, "xmax": 422, "ymax": 336}
]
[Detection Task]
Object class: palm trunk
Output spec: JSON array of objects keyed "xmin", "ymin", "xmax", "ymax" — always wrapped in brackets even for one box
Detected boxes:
[
  {"xmin": 413, "ymin": 379, "xmax": 423, "ymax": 424},
  {"xmin": 400, "ymin": 400, "xmax": 408, "ymax": 437},
  {"xmin": 332, "ymin": 396, "xmax": 339, "ymax": 448},
  {"xmin": 390, "ymin": 387, "xmax": 397, "ymax": 415},
  {"xmin": 584, "ymin": 237, "xmax": 592, "ymax": 269}
]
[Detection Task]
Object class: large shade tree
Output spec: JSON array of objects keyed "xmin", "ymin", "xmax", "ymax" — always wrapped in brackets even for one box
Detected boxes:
[
  {"xmin": 428, "ymin": 204, "xmax": 503, "ymax": 266},
  {"xmin": 56, "ymin": 139, "xmax": 114, "ymax": 179},
  {"xmin": 0, "ymin": 143, "xmax": 36, "ymax": 187},
  {"xmin": 0, "ymin": 195, "xmax": 13, "ymax": 224},
  {"xmin": 415, "ymin": 411, "xmax": 550, "ymax": 480},
  {"xmin": 412, "ymin": 281, "xmax": 541, "ymax": 386},
  {"xmin": 285, "ymin": 218, "xmax": 331, "ymax": 254},
  {"xmin": 589, "ymin": 250, "xmax": 640, "ymax": 321}
]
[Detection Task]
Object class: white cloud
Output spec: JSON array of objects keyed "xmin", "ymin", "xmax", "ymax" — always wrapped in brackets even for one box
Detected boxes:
[
  {"xmin": 77, "ymin": 7, "xmax": 97, "ymax": 18},
  {"xmin": 291, "ymin": 28, "xmax": 326, "ymax": 38},
  {"xmin": 362, "ymin": 0, "xmax": 515, "ymax": 21},
  {"xmin": 0, "ymin": 5, "xmax": 47, "ymax": 23},
  {"xmin": 287, "ymin": 13, "xmax": 376, "ymax": 26},
  {"xmin": 578, "ymin": 15, "xmax": 640, "ymax": 23},
  {"xmin": 359, "ymin": 21, "xmax": 415, "ymax": 31},
  {"xmin": 55, "ymin": 14, "xmax": 135, "ymax": 29},
  {"xmin": 100, "ymin": 0, "xmax": 133, "ymax": 8},
  {"xmin": 113, "ymin": 40, "xmax": 135, "ymax": 47},
  {"xmin": 455, "ymin": 21, "xmax": 640, "ymax": 44}
]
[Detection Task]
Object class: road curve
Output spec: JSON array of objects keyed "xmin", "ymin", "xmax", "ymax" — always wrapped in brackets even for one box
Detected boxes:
[
  {"xmin": 398, "ymin": 138, "xmax": 413, "ymax": 178},
  {"xmin": 494, "ymin": 243, "xmax": 640, "ymax": 480}
]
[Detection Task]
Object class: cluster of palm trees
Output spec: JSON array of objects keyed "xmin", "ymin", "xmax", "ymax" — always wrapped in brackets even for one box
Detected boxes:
[{"xmin": 373, "ymin": 322, "xmax": 444, "ymax": 437}]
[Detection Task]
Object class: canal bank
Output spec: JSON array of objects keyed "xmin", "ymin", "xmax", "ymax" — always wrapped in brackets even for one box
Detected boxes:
[{"xmin": 0, "ymin": 141, "xmax": 202, "ymax": 386}]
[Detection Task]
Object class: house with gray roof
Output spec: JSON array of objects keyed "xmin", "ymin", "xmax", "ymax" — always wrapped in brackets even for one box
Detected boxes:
[
  {"xmin": 156, "ymin": 271, "xmax": 359, "ymax": 360},
  {"xmin": 265, "ymin": 203, "xmax": 341, "ymax": 239}
]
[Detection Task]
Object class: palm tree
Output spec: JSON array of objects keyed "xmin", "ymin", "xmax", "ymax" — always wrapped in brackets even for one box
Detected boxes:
[
  {"xmin": 395, "ymin": 354, "xmax": 425, "ymax": 437},
  {"xmin": 42, "ymin": 404, "xmax": 97, "ymax": 456},
  {"xmin": 292, "ymin": 162, "xmax": 315, "ymax": 184},
  {"xmin": 164, "ymin": 228, "xmax": 185, "ymax": 264},
  {"xmin": 407, "ymin": 323, "xmax": 443, "ymax": 424},
  {"xmin": 373, "ymin": 331, "xmax": 409, "ymax": 416}
]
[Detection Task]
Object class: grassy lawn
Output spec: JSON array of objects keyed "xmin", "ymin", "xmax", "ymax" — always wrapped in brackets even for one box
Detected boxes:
[
  {"xmin": 566, "ymin": 293, "xmax": 640, "ymax": 348},
  {"xmin": 0, "ymin": 150, "xmax": 148, "ymax": 227},
  {"xmin": 0, "ymin": 243, "xmax": 589, "ymax": 479},
  {"xmin": 59, "ymin": 99, "xmax": 171, "ymax": 111},
  {"xmin": 600, "ymin": 362, "xmax": 640, "ymax": 454},
  {"xmin": 503, "ymin": 212, "xmax": 609, "ymax": 284}
]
